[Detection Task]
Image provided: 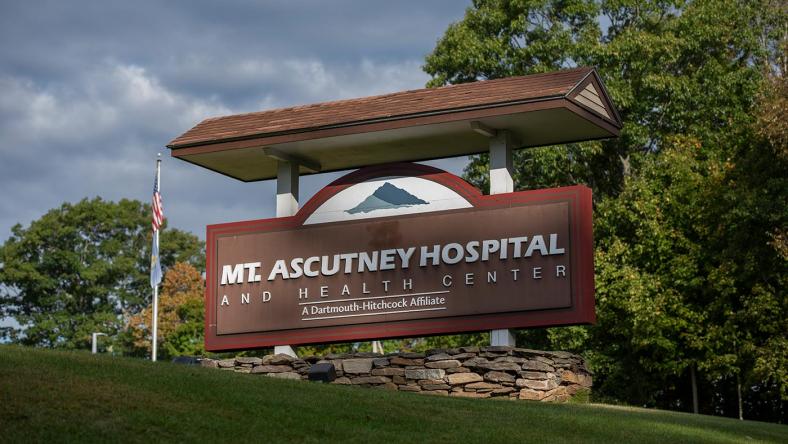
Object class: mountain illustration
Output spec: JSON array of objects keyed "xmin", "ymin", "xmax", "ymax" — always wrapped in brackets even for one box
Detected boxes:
[{"xmin": 346, "ymin": 182, "xmax": 428, "ymax": 214}]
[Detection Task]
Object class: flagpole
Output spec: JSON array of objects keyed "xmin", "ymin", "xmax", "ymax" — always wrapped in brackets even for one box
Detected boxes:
[{"xmin": 152, "ymin": 153, "xmax": 161, "ymax": 362}]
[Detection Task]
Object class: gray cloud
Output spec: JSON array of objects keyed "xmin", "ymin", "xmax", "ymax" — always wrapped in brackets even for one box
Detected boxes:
[{"xmin": 0, "ymin": 1, "xmax": 471, "ymax": 241}]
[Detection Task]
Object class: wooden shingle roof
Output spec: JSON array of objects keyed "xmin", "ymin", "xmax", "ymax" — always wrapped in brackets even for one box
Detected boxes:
[{"xmin": 168, "ymin": 67, "xmax": 621, "ymax": 182}]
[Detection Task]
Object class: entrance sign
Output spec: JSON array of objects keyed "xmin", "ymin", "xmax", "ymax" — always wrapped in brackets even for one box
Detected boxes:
[
  {"xmin": 169, "ymin": 67, "xmax": 621, "ymax": 352},
  {"xmin": 205, "ymin": 164, "xmax": 594, "ymax": 351}
]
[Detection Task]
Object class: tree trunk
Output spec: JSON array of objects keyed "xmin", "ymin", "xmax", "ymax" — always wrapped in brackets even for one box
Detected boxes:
[
  {"xmin": 737, "ymin": 373, "xmax": 744, "ymax": 420},
  {"xmin": 690, "ymin": 364, "xmax": 699, "ymax": 414}
]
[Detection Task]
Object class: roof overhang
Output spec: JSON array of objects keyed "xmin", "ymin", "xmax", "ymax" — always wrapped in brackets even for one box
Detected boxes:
[{"xmin": 168, "ymin": 67, "xmax": 621, "ymax": 182}]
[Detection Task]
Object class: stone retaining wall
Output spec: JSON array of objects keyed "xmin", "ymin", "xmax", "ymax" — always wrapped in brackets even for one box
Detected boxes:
[{"xmin": 200, "ymin": 346, "xmax": 592, "ymax": 402}]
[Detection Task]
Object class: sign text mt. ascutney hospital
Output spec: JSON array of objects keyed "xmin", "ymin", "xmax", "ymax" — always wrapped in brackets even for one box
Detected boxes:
[{"xmin": 205, "ymin": 172, "xmax": 594, "ymax": 351}]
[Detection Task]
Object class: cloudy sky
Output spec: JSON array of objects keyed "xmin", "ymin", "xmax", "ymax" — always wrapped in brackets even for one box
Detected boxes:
[{"xmin": 0, "ymin": 0, "xmax": 471, "ymax": 241}]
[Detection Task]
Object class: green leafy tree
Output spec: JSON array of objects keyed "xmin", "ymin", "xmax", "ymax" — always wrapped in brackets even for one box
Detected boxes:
[
  {"xmin": 424, "ymin": 0, "xmax": 787, "ymax": 420},
  {"xmin": 0, "ymin": 198, "xmax": 204, "ymax": 349},
  {"xmin": 127, "ymin": 262, "xmax": 206, "ymax": 358}
]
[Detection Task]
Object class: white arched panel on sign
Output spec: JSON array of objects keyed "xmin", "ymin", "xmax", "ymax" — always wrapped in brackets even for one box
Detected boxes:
[{"xmin": 304, "ymin": 176, "xmax": 472, "ymax": 225}]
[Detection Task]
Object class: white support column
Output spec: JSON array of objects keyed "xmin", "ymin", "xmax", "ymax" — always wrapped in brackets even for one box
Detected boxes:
[
  {"xmin": 276, "ymin": 160, "xmax": 299, "ymax": 218},
  {"xmin": 489, "ymin": 130, "xmax": 514, "ymax": 194},
  {"xmin": 274, "ymin": 159, "xmax": 299, "ymax": 358},
  {"xmin": 489, "ymin": 130, "xmax": 516, "ymax": 347}
]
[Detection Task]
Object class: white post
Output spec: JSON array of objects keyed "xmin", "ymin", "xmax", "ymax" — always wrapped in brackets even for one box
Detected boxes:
[
  {"xmin": 152, "ymin": 279, "xmax": 159, "ymax": 361},
  {"xmin": 91, "ymin": 332, "xmax": 106, "ymax": 354},
  {"xmin": 489, "ymin": 130, "xmax": 516, "ymax": 347},
  {"xmin": 276, "ymin": 160, "xmax": 299, "ymax": 218},
  {"xmin": 274, "ymin": 160, "xmax": 299, "ymax": 358}
]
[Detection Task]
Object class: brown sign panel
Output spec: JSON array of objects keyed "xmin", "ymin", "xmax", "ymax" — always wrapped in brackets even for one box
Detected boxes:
[{"xmin": 205, "ymin": 163, "xmax": 594, "ymax": 351}]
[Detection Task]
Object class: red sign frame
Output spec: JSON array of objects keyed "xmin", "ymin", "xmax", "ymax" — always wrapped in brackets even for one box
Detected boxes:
[{"xmin": 204, "ymin": 163, "xmax": 595, "ymax": 351}]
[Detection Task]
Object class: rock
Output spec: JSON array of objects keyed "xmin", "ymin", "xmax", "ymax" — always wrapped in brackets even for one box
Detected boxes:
[
  {"xmin": 445, "ymin": 348, "xmax": 461, "ymax": 355},
  {"xmin": 512, "ymin": 348, "xmax": 544, "ymax": 357},
  {"xmin": 264, "ymin": 354, "xmax": 296, "ymax": 365},
  {"xmin": 522, "ymin": 360, "xmax": 555, "ymax": 372},
  {"xmin": 465, "ymin": 382, "xmax": 502, "ymax": 391},
  {"xmin": 445, "ymin": 367, "xmax": 471, "ymax": 374},
  {"xmin": 425, "ymin": 360, "xmax": 461, "ymax": 369},
  {"xmin": 478, "ymin": 361, "xmax": 521, "ymax": 372},
  {"xmin": 399, "ymin": 352, "xmax": 425, "ymax": 359},
  {"xmin": 351, "ymin": 376, "xmax": 390, "ymax": 385},
  {"xmin": 200, "ymin": 359, "xmax": 218, "ymax": 368},
  {"xmin": 371, "ymin": 367, "xmax": 405, "ymax": 377},
  {"xmin": 392, "ymin": 375, "xmax": 406, "ymax": 384},
  {"xmin": 353, "ymin": 352, "xmax": 382, "ymax": 358},
  {"xmin": 328, "ymin": 360, "xmax": 344, "ymax": 372},
  {"xmin": 447, "ymin": 372, "xmax": 483, "ymax": 385},
  {"xmin": 451, "ymin": 391, "xmax": 491, "ymax": 398},
  {"xmin": 426, "ymin": 353, "xmax": 453, "ymax": 361},
  {"xmin": 492, "ymin": 387, "xmax": 516, "ymax": 395},
  {"xmin": 462, "ymin": 357, "xmax": 489, "ymax": 368},
  {"xmin": 404, "ymin": 368, "xmax": 445, "ymax": 380},
  {"xmin": 235, "ymin": 357, "xmax": 263, "ymax": 365},
  {"xmin": 235, "ymin": 368, "xmax": 252, "ymax": 374},
  {"xmin": 302, "ymin": 355, "xmax": 321, "ymax": 364},
  {"xmin": 325, "ymin": 353, "xmax": 352, "ymax": 360},
  {"xmin": 448, "ymin": 353, "xmax": 476, "ymax": 360},
  {"xmin": 482, "ymin": 346, "xmax": 513, "ymax": 353},
  {"xmin": 533, "ymin": 356, "xmax": 554, "ymax": 365},
  {"xmin": 515, "ymin": 379, "xmax": 557, "ymax": 390},
  {"xmin": 265, "ymin": 372, "xmax": 301, "ymax": 380},
  {"xmin": 542, "ymin": 386, "xmax": 568, "ymax": 402},
  {"xmin": 518, "ymin": 389, "xmax": 546, "ymax": 400},
  {"xmin": 372, "ymin": 358, "xmax": 389, "ymax": 368},
  {"xmin": 519, "ymin": 371, "xmax": 550, "ymax": 380},
  {"xmin": 251, "ymin": 365, "xmax": 294, "ymax": 374},
  {"xmin": 459, "ymin": 346, "xmax": 480, "ymax": 354},
  {"xmin": 560, "ymin": 370, "xmax": 579, "ymax": 384},
  {"xmin": 390, "ymin": 357, "xmax": 424, "ymax": 366},
  {"xmin": 342, "ymin": 358, "xmax": 374, "ymax": 374},
  {"xmin": 217, "ymin": 359, "xmax": 236, "ymax": 368},
  {"xmin": 382, "ymin": 382, "xmax": 399, "ymax": 391},
  {"xmin": 484, "ymin": 371, "xmax": 515, "ymax": 383},
  {"xmin": 332, "ymin": 377, "xmax": 352, "ymax": 385},
  {"xmin": 398, "ymin": 384, "xmax": 422, "ymax": 392},
  {"xmin": 493, "ymin": 356, "xmax": 527, "ymax": 364},
  {"xmin": 578, "ymin": 374, "xmax": 593, "ymax": 388},
  {"xmin": 421, "ymin": 383, "xmax": 451, "ymax": 391},
  {"xmin": 545, "ymin": 351, "xmax": 574, "ymax": 359}
]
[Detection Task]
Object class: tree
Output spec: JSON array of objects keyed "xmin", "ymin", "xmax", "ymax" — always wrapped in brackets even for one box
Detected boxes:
[
  {"xmin": 0, "ymin": 198, "xmax": 204, "ymax": 349},
  {"xmin": 425, "ymin": 0, "xmax": 775, "ymax": 197},
  {"xmin": 127, "ymin": 262, "xmax": 205, "ymax": 358},
  {"xmin": 424, "ymin": 0, "xmax": 787, "ymax": 420}
]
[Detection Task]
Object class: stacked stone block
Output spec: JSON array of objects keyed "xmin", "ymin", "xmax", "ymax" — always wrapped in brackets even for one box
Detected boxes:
[{"xmin": 200, "ymin": 346, "xmax": 592, "ymax": 402}]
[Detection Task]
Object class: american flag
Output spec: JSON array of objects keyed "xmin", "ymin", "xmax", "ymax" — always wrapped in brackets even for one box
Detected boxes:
[
  {"xmin": 150, "ymin": 160, "xmax": 163, "ymax": 288},
  {"xmin": 151, "ymin": 172, "xmax": 164, "ymax": 232}
]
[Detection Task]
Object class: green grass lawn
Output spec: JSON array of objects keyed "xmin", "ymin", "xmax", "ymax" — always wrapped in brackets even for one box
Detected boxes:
[{"xmin": 1, "ymin": 345, "xmax": 785, "ymax": 443}]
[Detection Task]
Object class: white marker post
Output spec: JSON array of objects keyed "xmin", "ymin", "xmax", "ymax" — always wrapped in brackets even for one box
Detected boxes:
[
  {"xmin": 486, "ymin": 127, "xmax": 517, "ymax": 347},
  {"xmin": 274, "ymin": 159, "xmax": 299, "ymax": 358},
  {"xmin": 91, "ymin": 332, "xmax": 106, "ymax": 354}
]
